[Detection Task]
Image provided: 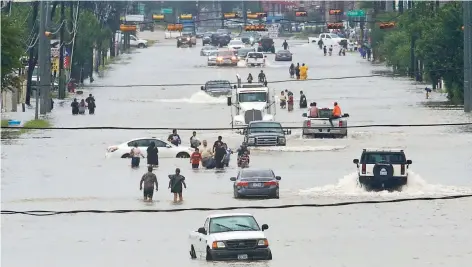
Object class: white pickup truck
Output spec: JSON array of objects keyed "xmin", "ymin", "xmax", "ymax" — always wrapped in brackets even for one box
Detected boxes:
[
  {"xmin": 308, "ymin": 32, "xmax": 346, "ymax": 48},
  {"xmin": 302, "ymin": 108, "xmax": 349, "ymax": 138},
  {"xmin": 188, "ymin": 213, "xmax": 272, "ymax": 261}
]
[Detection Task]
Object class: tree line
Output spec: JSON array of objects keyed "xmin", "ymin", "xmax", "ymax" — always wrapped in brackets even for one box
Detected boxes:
[{"xmin": 370, "ymin": 1, "xmax": 464, "ymax": 103}]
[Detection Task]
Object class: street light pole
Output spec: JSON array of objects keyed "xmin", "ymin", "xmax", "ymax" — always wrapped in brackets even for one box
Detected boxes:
[{"xmin": 464, "ymin": 1, "xmax": 472, "ymax": 112}]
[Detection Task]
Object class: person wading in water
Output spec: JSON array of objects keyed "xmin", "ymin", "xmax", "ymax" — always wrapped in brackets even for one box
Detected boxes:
[
  {"xmin": 130, "ymin": 143, "xmax": 145, "ymax": 168},
  {"xmin": 168, "ymin": 168, "xmax": 187, "ymax": 202},
  {"xmin": 140, "ymin": 166, "xmax": 158, "ymax": 202},
  {"xmin": 146, "ymin": 142, "xmax": 159, "ymax": 168}
]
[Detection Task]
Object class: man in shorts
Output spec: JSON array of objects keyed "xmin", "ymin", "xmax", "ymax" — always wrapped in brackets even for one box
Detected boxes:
[{"xmin": 140, "ymin": 166, "xmax": 158, "ymax": 202}]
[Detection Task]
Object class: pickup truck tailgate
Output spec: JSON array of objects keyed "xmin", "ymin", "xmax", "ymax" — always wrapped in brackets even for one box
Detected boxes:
[{"xmin": 303, "ymin": 118, "xmax": 347, "ymax": 135}]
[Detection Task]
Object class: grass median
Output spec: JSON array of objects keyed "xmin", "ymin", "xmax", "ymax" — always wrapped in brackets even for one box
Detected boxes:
[{"xmin": 1, "ymin": 119, "xmax": 51, "ymax": 139}]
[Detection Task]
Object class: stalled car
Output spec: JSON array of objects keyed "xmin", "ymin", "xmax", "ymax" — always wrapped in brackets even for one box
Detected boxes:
[
  {"xmin": 200, "ymin": 45, "xmax": 218, "ymax": 56},
  {"xmin": 230, "ymin": 169, "xmax": 281, "ymax": 198},
  {"xmin": 215, "ymin": 50, "xmax": 238, "ymax": 66},
  {"xmin": 106, "ymin": 137, "xmax": 192, "ymax": 158},
  {"xmin": 274, "ymin": 50, "xmax": 293, "ymax": 61}
]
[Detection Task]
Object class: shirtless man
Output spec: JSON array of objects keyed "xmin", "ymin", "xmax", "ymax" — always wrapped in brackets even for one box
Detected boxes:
[{"xmin": 140, "ymin": 166, "xmax": 158, "ymax": 202}]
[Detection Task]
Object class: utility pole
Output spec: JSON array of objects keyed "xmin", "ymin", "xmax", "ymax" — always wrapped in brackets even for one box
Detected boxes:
[
  {"xmin": 464, "ymin": 1, "xmax": 472, "ymax": 112},
  {"xmin": 242, "ymin": 0, "xmax": 247, "ymax": 26},
  {"xmin": 220, "ymin": 1, "xmax": 224, "ymax": 28},
  {"xmin": 408, "ymin": 1, "xmax": 416, "ymax": 79},
  {"xmin": 58, "ymin": 1, "xmax": 65, "ymax": 99},
  {"xmin": 26, "ymin": 1, "xmax": 39, "ymax": 106},
  {"xmin": 370, "ymin": 1, "xmax": 378, "ymax": 61},
  {"xmin": 38, "ymin": 0, "xmax": 51, "ymax": 115}
]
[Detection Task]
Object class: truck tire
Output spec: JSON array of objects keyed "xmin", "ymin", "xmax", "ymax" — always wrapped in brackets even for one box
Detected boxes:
[
  {"xmin": 190, "ymin": 245, "xmax": 197, "ymax": 259},
  {"xmin": 206, "ymin": 247, "xmax": 213, "ymax": 261}
]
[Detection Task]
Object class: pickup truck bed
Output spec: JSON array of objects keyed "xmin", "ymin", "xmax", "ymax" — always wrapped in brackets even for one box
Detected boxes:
[{"xmin": 302, "ymin": 109, "xmax": 349, "ymax": 138}]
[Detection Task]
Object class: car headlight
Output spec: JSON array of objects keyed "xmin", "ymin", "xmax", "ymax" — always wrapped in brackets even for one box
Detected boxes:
[
  {"xmin": 248, "ymin": 138, "xmax": 255, "ymax": 143},
  {"xmin": 278, "ymin": 137, "xmax": 286, "ymax": 143},
  {"xmin": 257, "ymin": 239, "xmax": 269, "ymax": 246},
  {"xmin": 212, "ymin": 241, "xmax": 226, "ymax": 249},
  {"xmin": 250, "ymin": 37, "xmax": 254, "ymax": 41}
]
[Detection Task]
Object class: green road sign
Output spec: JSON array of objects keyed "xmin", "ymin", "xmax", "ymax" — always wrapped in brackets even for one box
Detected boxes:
[
  {"xmin": 347, "ymin": 10, "xmax": 365, "ymax": 17},
  {"xmin": 161, "ymin": 8, "xmax": 173, "ymax": 14}
]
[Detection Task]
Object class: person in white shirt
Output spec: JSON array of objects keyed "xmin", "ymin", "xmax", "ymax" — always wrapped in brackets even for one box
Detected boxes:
[{"xmin": 198, "ymin": 140, "xmax": 213, "ymax": 167}]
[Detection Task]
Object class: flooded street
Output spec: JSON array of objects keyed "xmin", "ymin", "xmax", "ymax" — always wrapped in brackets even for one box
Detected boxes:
[{"xmin": 2, "ymin": 35, "xmax": 472, "ymax": 267}]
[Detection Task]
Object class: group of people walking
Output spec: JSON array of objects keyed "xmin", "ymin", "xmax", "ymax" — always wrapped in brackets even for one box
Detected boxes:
[
  {"xmin": 280, "ymin": 89, "xmax": 308, "ymax": 112},
  {"xmin": 71, "ymin": 94, "xmax": 96, "ymax": 115},
  {"xmin": 139, "ymin": 166, "xmax": 187, "ymax": 203},
  {"xmin": 289, "ymin": 63, "xmax": 308, "ymax": 80}
]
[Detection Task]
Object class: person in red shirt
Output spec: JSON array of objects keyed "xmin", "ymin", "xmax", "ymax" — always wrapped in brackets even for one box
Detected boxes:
[
  {"xmin": 287, "ymin": 94, "xmax": 294, "ymax": 112},
  {"xmin": 190, "ymin": 148, "xmax": 202, "ymax": 169}
]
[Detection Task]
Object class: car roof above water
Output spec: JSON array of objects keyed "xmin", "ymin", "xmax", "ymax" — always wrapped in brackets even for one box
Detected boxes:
[
  {"xmin": 208, "ymin": 213, "xmax": 254, "ymax": 219},
  {"xmin": 362, "ymin": 148, "xmax": 405, "ymax": 153}
]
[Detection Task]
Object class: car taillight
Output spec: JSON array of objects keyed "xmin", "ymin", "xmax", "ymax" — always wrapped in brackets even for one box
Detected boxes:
[
  {"xmin": 217, "ymin": 57, "xmax": 223, "ymax": 61},
  {"xmin": 401, "ymin": 164, "xmax": 405, "ymax": 175},
  {"xmin": 264, "ymin": 181, "xmax": 278, "ymax": 186},
  {"xmin": 237, "ymin": 181, "xmax": 248, "ymax": 187},
  {"xmin": 361, "ymin": 164, "xmax": 366, "ymax": 174},
  {"xmin": 339, "ymin": 120, "xmax": 343, "ymax": 127},
  {"xmin": 231, "ymin": 56, "xmax": 236, "ymax": 60},
  {"xmin": 306, "ymin": 121, "xmax": 311, "ymax": 127}
]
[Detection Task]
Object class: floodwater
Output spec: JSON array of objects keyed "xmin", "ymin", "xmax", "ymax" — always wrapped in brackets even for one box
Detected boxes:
[{"xmin": 2, "ymin": 34, "xmax": 472, "ymax": 267}]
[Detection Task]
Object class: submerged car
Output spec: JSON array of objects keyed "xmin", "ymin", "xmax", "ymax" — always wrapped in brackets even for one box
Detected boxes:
[
  {"xmin": 201, "ymin": 80, "xmax": 234, "ymax": 97},
  {"xmin": 200, "ymin": 45, "xmax": 218, "ymax": 56},
  {"xmin": 274, "ymin": 50, "xmax": 293, "ymax": 61},
  {"xmin": 230, "ymin": 169, "xmax": 281, "ymax": 198},
  {"xmin": 353, "ymin": 149, "xmax": 413, "ymax": 191},
  {"xmin": 106, "ymin": 137, "xmax": 192, "ymax": 158},
  {"xmin": 189, "ymin": 213, "xmax": 272, "ymax": 261}
]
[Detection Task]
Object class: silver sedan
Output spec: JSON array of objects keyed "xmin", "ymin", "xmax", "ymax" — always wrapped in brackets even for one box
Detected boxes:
[
  {"xmin": 230, "ymin": 169, "xmax": 281, "ymax": 199},
  {"xmin": 200, "ymin": 46, "xmax": 218, "ymax": 56},
  {"xmin": 207, "ymin": 51, "xmax": 218, "ymax": 66}
]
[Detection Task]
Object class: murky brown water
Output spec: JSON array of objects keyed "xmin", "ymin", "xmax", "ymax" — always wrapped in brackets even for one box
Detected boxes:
[{"xmin": 2, "ymin": 34, "xmax": 472, "ymax": 267}]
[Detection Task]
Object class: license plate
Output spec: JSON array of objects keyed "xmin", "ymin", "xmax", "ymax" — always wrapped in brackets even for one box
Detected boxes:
[
  {"xmin": 251, "ymin": 183, "xmax": 263, "ymax": 187},
  {"xmin": 237, "ymin": 254, "xmax": 248, "ymax": 260},
  {"xmin": 224, "ymin": 60, "xmax": 231, "ymax": 63}
]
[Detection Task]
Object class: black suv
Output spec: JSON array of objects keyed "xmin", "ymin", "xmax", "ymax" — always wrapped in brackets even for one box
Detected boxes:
[{"xmin": 257, "ymin": 37, "xmax": 275, "ymax": 53}]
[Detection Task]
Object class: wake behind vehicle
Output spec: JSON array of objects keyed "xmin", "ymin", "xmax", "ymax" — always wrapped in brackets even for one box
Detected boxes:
[
  {"xmin": 257, "ymin": 37, "xmax": 275, "ymax": 53},
  {"xmin": 106, "ymin": 137, "xmax": 192, "ymax": 158},
  {"xmin": 242, "ymin": 121, "xmax": 290, "ymax": 146},
  {"xmin": 301, "ymin": 108, "xmax": 349, "ymax": 138},
  {"xmin": 246, "ymin": 52, "xmax": 266, "ymax": 67},
  {"xmin": 274, "ymin": 50, "xmax": 293, "ymax": 61},
  {"xmin": 231, "ymin": 169, "xmax": 281, "ymax": 199},
  {"xmin": 201, "ymin": 80, "xmax": 234, "ymax": 97},
  {"xmin": 215, "ymin": 50, "xmax": 238, "ymax": 66},
  {"xmin": 353, "ymin": 149, "xmax": 413, "ymax": 191},
  {"xmin": 227, "ymin": 83, "xmax": 276, "ymax": 126},
  {"xmin": 188, "ymin": 213, "xmax": 272, "ymax": 261}
]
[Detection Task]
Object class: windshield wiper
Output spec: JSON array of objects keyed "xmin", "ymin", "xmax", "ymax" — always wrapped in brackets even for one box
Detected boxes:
[
  {"xmin": 235, "ymin": 224, "xmax": 256, "ymax": 230},
  {"xmin": 214, "ymin": 223, "xmax": 234, "ymax": 232}
]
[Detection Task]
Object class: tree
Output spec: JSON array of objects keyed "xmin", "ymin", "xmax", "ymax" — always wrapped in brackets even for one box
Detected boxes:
[{"xmin": 1, "ymin": 14, "xmax": 26, "ymax": 91}]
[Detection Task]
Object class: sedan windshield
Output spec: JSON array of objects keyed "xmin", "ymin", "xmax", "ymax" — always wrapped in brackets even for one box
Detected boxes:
[
  {"xmin": 209, "ymin": 216, "xmax": 260, "ymax": 234},
  {"xmin": 218, "ymin": 51, "xmax": 234, "ymax": 57}
]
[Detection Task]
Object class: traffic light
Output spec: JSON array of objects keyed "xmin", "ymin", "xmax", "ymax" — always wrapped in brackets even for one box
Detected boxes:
[
  {"xmin": 247, "ymin": 13, "xmax": 259, "ymax": 19},
  {"xmin": 180, "ymin": 14, "xmax": 192, "ymax": 19},
  {"xmin": 120, "ymin": 24, "xmax": 137, "ymax": 32},
  {"xmin": 167, "ymin": 23, "xmax": 183, "ymax": 31},
  {"xmin": 295, "ymin": 11, "xmax": 307, "ymax": 17},
  {"xmin": 329, "ymin": 9, "xmax": 342, "ymax": 15},
  {"xmin": 379, "ymin": 22, "xmax": 395, "ymax": 29},
  {"xmin": 244, "ymin": 25, "xmax": 267, "ymax": 31},
  {"xmin": 224, "ymin": 13, "xmax": 239, "ymax": 19},
  {"xmin": 152, "ymin": 14, "xmax": 164, "ymax": 20},
  {"xmin": 326, "ymin": 23, "xmax": 343, "ymax": 30}
]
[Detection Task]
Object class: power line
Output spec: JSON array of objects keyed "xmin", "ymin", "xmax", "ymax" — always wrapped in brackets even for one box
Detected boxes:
[
  {"xmin": 3, "ymin": 194, "xmax": 471, "ymax": 216},
  {"xmin": 2, "ymin": 122, "xmax": 472, "ymax": 131}
]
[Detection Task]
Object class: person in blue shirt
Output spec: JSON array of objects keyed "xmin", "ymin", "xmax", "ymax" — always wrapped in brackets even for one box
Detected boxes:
[{"xmin": 168, "ymin": 129, "xmax": 181, "ymax": 146}]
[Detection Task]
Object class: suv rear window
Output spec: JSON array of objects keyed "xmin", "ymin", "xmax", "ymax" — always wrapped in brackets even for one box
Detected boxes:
[
  {"xmin": 248, "ymin": 53, "xmax": 263, "ymax": 58},
  {"xmin": 361, "ymin": 152, "xmax": 406, "ymax": 164}
]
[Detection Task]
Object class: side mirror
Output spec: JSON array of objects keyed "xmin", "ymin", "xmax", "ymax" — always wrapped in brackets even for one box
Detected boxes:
[
  {"xmin": 275, "ymin": 176, "xmax": 281, "ymax": 180},
  {"xmin": 406, "ymin": 160, "xmax": 412, "ymax": 164},
  {"xmin": 233, "ymin": 85, "xmax": 237, "ymax": 89},
  {"xmin": 343, "ymin": 113, "xmax": 350, "ymax": 118},
  {"xmin": 197, "ymin": 227, "xmax": 206, "ymax": 235},
  {"xmin": 261, "ymin": 224, "xmax": 269, "ymax": 231},
  {"xmin": 166, "ymin": 145, "xmax": 172, "ymax": 148},
  {"xmin": 201, "ymin": 86, "xmax": 204, "ymax": 90},
  {"xmin": 230, "ymin": 177, "xmax": 236, "ymax": 181},
  {"xmin": 353, "ymin": 159, "xmax": 359, "ymax": 164},
  {"xmin": 227, "ymin": 96, "xmax": 232, "ymax": 106},
  {"xmin": 264, "ymin": 55, "xmax": 267, "ymax": 58},
  {"xmin": 302, "ymin": 113, "xmax": 307, "ymax": 117}
]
